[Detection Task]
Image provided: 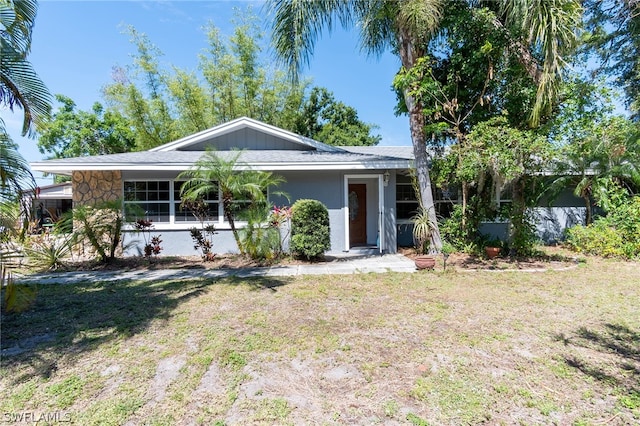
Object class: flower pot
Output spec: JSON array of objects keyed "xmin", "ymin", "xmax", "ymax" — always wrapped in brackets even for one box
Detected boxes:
[
  {"xmin": 485, "ymin": 246, "xmax": 501, "ymax": 259},
  {"xmin": 415, "ymin": 255, "xmax": 436, "ymax": 270}
]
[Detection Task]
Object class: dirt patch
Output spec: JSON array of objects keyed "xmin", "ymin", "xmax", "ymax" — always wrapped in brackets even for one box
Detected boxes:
[
  {"xmin": 149, "ymin": 355, "xmax": 186, "ymax": 403},
  {"xmin": 400, "ymin": 246, "xmax": 580, "ymax": 271},
  {"xmin": 2, "ymin": 258, "xmax": 639, "ymax": 424},
  {"xmin": 59, "ymin": 246, "xmax": 580, "ymax": 273}
]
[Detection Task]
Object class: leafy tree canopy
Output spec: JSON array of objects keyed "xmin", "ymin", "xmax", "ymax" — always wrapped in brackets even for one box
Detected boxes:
[
  {"xmin": 101, "ymin": 7, "xmax": 378, "ymax": 150},
  {"xmin": 38, "ymin": 94, "xmax": 136, "ymax": 159},
  {"xmin": 0, "ymin": 0, "xmax": 52, "ymax": 137},
  {"xmin": 293, "ymin": 87, "xmax": 380, "ymax": 146}
]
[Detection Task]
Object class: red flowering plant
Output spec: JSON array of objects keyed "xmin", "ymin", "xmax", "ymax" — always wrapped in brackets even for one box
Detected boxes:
[
  {"xmin": 268, "ymin": 206, "xmax": 292, "ymax": 256},
  {"xmin": 134, "ymin": 219, "xmax": 163, "ymax": 259}
]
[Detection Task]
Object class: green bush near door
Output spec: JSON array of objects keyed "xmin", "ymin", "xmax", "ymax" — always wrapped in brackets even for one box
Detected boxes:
[{"xmin": 290, "ymin": 199, "xmax": 330, "ymax": 260}]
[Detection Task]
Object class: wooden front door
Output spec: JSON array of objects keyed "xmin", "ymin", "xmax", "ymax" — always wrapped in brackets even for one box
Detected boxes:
[{"xmin": 348, "ymin": 183, "xmax": 367, "ymax": 246}]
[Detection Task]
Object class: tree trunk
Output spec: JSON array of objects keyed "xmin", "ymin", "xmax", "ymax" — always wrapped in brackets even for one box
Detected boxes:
[
  {"xmin": 583, "ymin": 195, "xmax": 592, "ymax": 225},
  {"xmin": 223, "ymin": 197, "xmax": 244, "ymax": 254},
  {"xmin": 398, "ymin": 29, "xmax": 442, "ymax": 252},
  {"xmin": 509, "ymin": 177, "xmax": 527, "ymax": 256},
  {"xmin": 461, "ymin": 180, "xmax": 468, "ymax": 231}
]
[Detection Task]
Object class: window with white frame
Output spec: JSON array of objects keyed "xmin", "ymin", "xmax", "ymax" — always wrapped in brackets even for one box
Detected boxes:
[
  {"xmin": 123, "ymin": 179, "xmax": 265, "ymax": 226},
  {"xmin": 173, "ymin": 181, "xmax": 220, "ymax": 222},
  {"xmin": 124, "ymin": 181, "xmax": 171, "ymax": 223}
]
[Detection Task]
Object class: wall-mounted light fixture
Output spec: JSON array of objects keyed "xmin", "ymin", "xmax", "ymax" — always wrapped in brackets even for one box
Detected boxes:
[{"xmin": 383, "ymin": 170, "xmax": 390, "ymax": 187}]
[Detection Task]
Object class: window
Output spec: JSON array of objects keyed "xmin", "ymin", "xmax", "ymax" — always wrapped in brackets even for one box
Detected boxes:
[
  {"xmin": 124, "ymin": 181, "xmax": 170, "ymax": 223},
  {"xmin": 122, "ymin": 179, "xmax": 266, "ymax": 226},
  {"xmin": 396, "ymin": 175, "xmax": 460, "ymax": 221},
  {"xmin": 173, "ymin": 181, "xmax": 219, "ymax": 222},
  {"xmin": 396, "ymin": 175, "xmax": 419, "ymax": 221}
]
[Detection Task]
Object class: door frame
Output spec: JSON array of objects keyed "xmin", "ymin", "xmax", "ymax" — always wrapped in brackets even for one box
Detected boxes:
[{"xmin": 343, "ymin": 174, "xmax": 385, "ymax": 253}]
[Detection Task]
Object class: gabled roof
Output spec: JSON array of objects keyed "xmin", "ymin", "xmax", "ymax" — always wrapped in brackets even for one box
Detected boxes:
[
  {"xmin": 30, "ymin": 117, "xmax": 415, "ymax": 175},
  {"xmin": 149, "ymin": 116, "xmax": 345, "ymax": 153}
]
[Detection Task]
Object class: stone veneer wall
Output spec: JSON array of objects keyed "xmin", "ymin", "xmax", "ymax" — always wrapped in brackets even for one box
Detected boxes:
[{"xmin": 72, "ymin": 170, "xmax": 122, "ymax": 206}]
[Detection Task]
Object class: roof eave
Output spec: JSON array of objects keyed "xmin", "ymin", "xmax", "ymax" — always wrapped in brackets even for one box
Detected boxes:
[{"xmin": 30, "ymin": 160, "xmax": 412, "ymax": 174}]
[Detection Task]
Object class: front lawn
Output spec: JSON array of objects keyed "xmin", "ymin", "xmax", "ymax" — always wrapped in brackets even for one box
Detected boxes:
[{"xmin": 1, "ymin": 258, "xmax": 639, "ymax": 425}]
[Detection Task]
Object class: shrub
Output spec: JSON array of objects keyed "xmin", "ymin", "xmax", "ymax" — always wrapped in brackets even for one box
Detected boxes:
[
  {"xmin": 24, "ymin": 233, "xmax": 72, "ymax": 270},
  {"xmin": 439, "ymin": 205, "xmax": 473, "ymax": 252},
  {"xmin": 565, "ymin": 222, "xmax": 625, "ymax": 257},
  {"xmin": 133, "ymin": 219, "xmax": 163, "ymax": 259},
  {"xmin": 290, "ymin": 199, "xmax": 330, "ymax": 260},
  {"xmin": 239, "ymin": 205, "xmax": 281, "ymax": 261},
  {"xmin": 566, "ymin": 196, "xmax": 640, "ymax": 259},
  {"xmin": 70, "ymin": 201, "xmax": 125, "ymax": 263}
]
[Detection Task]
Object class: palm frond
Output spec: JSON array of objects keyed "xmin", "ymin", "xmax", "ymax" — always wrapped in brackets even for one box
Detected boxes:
[
  {"xmin": 267, "ymin": 0, "xmax": 354, "ymax": 79},
  {"xmin": 0, "ymin": 47, "xmax": 52, "ymax": 135},
  {"xmin": 0, "ymin": 0, "xmax": 38, "ymax": 55},
  {"xmin": 499, "ymin": 0, "xmax": 582, "ymax": 126}
]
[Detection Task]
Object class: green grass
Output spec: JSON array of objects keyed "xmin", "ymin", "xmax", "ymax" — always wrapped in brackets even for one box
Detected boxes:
[{"xmin": 1, "ymin": 257, "xmax": 639, "ymax": 424}]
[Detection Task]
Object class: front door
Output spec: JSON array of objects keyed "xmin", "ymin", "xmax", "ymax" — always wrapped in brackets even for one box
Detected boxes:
[{"xmin": 348, "ymin": 184, "xmax": 367, "ymax": 246}]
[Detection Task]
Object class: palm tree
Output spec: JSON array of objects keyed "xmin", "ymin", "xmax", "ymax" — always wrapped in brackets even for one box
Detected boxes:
[
  {"xmin": 1, "ymin": 0, "xmax": 50, "ymax": 232},
  {"xmin": 267, "ymin": 0, "xmax": 581, "ymax": 252},
  {"xmin": 178, "ymin": 150, "xmax": 285, "ymax": 254},
  {"xmin": 1, "ymin": 0, "xmax": 52, "ymax": 136},
  {"xmin": 0, "ymin": 134, "xmax": 34, "ymax": 235},
  {"xmin": 551, "ymin": 116, "xmax": 640, "ymax": 224}
]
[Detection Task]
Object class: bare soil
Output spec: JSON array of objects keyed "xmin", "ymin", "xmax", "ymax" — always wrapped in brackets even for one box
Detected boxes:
[
  {"xmin": 1, "ymin": 255, "xmax": 638, "ymax": 425},
  {"xmin": 62, "ymin": 246, "xmax": 580, "ymax": 273}
]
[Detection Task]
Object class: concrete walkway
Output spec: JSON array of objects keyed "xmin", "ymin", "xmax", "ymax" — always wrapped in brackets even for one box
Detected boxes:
[{"xmin": 16, "ymin": 254, "xmax": 417, "ymax": 285}]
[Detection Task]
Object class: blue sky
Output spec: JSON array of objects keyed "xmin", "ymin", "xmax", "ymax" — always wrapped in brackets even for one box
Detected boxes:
[{"xmin": 3, "ymin": 0, "xmax": 412, "ymax": 186}]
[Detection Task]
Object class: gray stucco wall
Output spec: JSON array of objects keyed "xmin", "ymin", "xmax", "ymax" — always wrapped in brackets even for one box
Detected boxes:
[
  {"xmin": 120, "ymin": 169, "xmax": 400, "ymax": 257},
  {"xmin": 123, "ymin": 228, "xmax": 240, "ymax": 257}
]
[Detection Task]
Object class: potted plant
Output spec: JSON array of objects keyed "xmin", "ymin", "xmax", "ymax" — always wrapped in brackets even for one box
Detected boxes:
[
  {"xmin": 412, "ymin": 207, "xmax": 436, "ymax": 270},
  {"xmin": 484, "ymin": 238, "xmax": 503, "ymax": 259}
]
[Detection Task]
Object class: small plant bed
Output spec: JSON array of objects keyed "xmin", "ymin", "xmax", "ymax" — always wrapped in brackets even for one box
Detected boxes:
[
  {"xmin": 32, "ymin": 252, "xmax": 344, "ymax": 273},
  {"xmin": 400, "ymin": 246, "xmax": 582, "ymax": 272}
]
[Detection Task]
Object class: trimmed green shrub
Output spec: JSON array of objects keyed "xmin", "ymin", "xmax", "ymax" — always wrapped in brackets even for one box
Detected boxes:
[{"xmin": 290, "ymin": 199, "xmax": 330, "ymax": 260}]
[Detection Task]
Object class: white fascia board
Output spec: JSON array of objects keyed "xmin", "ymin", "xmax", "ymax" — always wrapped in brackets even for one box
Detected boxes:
[
  {"xmin": 249, "ymin": 160, "xmax": 411, "ymax": 171},
  {"xmin": 30, "ymin": 160, "xmax": 411, "ymax": 174}
]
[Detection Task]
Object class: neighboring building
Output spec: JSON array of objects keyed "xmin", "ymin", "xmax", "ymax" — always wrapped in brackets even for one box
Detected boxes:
[
  {"xmin": 22, "ymin": 182, "xmax": 73, "ymax": 230},
  {"xmin": 30, "ymin": 117, "xmax": 586, "ymax": 255}
]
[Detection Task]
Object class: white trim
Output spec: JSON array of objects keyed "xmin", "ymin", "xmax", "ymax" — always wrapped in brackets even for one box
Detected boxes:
[
  {"xmin": 122, "ymin": 178, "xmax": 257, "ymax": 228},
  {"xmin": 343, "ymin": 174, "xmax": 385, "ymax": 253},
  {"xmin": 149, "ymin": 117, "xmax": 344, "ymax": 153},
  {"xmin": 378, "ymin": 174, "xmax": 385, "ymax": 255},
  {"xmin": 123, "ymin": 222, "xmax": 244, "ymax": 231},
  {"xmin": 30, "ymin": 160, "xmax": 411, "ymax": 175}
]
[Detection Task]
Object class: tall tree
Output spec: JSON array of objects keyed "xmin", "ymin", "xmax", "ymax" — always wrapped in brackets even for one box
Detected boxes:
[
  {"xmin": 268, "ymin": 0, "xmax": 582, "ymax": 251},
  {"xmin": 584, "ymin": 0, "xmax": 640, "ymax": 118},
  {"xmin": 466, "ymin": 116, "xmax": 552, "ymax": 253},
  {"xmin": 38, "ymin": 95, "xmax": 136, "ymax": 159},
  {"xmin": 1, "ymin": 0, "xmax": 51, "ymax": 238},
  {"xmin": 547, "ymin": 78, "xmax": 640, "ymax": 223},
  {"xmin": 294, "ymin": 87, "xmax": 380, "ymax": 146},
  {"xmin": 0, "ymin": 135, "xmax": 33, "ymax": 233},
  {"xmin": 103, "ymin": 8, "xmax": 378, "ymax": 150},
  {"xmin": 103, "ymin": 26, "xmax": 179, "ymax": 150},
  {"xmin": 269, "ymin": 0, "xmax": 445, "ymax": 249}
]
